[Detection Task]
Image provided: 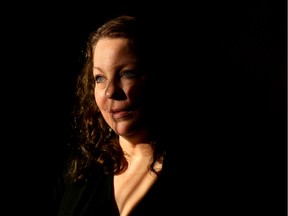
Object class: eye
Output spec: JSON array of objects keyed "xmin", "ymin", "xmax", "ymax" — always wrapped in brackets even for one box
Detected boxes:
[
  {"xmin": 121, "ymin": 70, "xmax": 137, "ymax": 78},
  {"xmin": 94, "ymin": 75, "xmax": 105, "ymax": 83}
]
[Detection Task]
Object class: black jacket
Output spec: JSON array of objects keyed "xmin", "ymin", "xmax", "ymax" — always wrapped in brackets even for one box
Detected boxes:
[{"xmin": 48, "ymin": 151, "xmax": 185, "ymax": 216}]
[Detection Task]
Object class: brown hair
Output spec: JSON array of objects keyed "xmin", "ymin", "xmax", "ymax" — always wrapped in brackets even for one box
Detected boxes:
[{"xmin": 65, "ymin": 15, "xmax": 165, "ymax": 183}]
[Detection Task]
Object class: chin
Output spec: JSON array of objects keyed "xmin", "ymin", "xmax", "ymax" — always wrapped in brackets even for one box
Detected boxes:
[{"xmin": 112, "ymin": 123, "xmax": 140, "ymax": 137}]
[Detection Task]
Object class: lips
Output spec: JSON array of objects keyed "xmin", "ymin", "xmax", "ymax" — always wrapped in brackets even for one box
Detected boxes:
[{"xmin": 108, "ymin": 108, "xmax": 133, "ymax": 120}]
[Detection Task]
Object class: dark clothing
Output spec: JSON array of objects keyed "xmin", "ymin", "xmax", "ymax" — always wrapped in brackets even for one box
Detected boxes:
[{"xmin": 49, "ymin": 152, "xmax": 183, "ymax": 216}]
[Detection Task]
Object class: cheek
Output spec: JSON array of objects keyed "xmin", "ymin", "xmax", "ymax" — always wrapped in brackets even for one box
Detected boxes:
[
  {"xmin": 94, "ymin": 91, "xmax": 104, "ymax": 108},
  {"xmin": 95, "ymin": 93, "xmax": 109, "ymax": 120},
  {"xmin": 127, "ymin": 84, "xmax": 146, "ymax": 99}
]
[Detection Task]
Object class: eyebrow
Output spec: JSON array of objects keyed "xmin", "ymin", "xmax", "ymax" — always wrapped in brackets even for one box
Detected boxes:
[
  {"xmin": 93, "ymin": 66, "xmax": 102, "ymax": 71},
  {"xmin": 93, "ymin": 62, "xmax": 138, "ymax": 72}
]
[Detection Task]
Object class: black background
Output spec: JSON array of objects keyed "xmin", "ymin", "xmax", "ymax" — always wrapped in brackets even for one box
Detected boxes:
[{"xmin": 2, "ymin": 1, "xmax": 286, "ymax": 215}]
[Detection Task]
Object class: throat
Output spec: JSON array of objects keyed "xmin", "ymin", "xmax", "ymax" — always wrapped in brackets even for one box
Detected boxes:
[{"xmin": 113, "ymin": 160, "xmax": 162, "ymax": 216}]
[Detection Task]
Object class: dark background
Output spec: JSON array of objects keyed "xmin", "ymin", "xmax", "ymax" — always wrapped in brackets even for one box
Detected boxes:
[{"xmin": 2, "ymin": 1, "xmax": 286, "ymax": 215}]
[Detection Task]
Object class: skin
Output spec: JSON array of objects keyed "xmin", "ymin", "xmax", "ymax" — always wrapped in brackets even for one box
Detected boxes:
[
  {"xmin": 93, "ymin": 38, "xmax": 150, "ymax": 143},
  {"xmin": 93, "ymin": 37, "xmax": 160, "ymax": 215}
]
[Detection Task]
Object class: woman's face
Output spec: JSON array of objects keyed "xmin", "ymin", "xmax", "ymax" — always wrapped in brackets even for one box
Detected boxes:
[{"xmin": 93, "ymin": 38, "xmax": 149, "ymax": 138}]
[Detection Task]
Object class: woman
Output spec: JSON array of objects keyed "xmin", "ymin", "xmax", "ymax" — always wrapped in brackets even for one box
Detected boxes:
[{"xmin": 49, "ymin": 15, "xmax": 180, "ymax": 216}]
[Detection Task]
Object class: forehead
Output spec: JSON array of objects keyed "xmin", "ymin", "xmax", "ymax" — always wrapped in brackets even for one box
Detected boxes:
[
  {"xmin": 93, "ymin": 38, "xmax": 138, "ymax": 66},
  {"xmin": 95, "ymin": 37, "xmax": 131, "ymax": 50},
  {"xmin": 94, "ymin": 38, "xmax": 136, "ymax": 58}
]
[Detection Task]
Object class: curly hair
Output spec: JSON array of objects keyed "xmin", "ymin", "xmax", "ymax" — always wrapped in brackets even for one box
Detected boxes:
[{"xmin": 65, "ymin": 15, "xmax": 166, "ymax": 183}]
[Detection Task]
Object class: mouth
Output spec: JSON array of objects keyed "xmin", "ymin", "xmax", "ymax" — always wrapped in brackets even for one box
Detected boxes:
[{"xmin": 108, "ymin": 109, "xmax": 133, "ymax": 120}]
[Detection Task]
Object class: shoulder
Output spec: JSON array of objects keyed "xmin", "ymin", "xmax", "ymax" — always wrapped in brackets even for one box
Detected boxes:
[{"xmin": 49, "ymin": 170, "xmax": 115, "ymax": 216}]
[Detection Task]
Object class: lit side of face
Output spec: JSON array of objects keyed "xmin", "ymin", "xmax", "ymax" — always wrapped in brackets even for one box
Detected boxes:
[{"xmin": 93, "ymin": 38, "xmax": 149, "ymax": 138}]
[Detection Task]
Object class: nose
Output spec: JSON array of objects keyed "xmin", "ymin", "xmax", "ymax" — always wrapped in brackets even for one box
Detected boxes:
[
  {"xmin": 105, "ymin": 80, "xmax": 117, "ymax": 98},
  {"xmin": 104, "ymin": 80, "xmax": 126, "ymax": 100}
]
